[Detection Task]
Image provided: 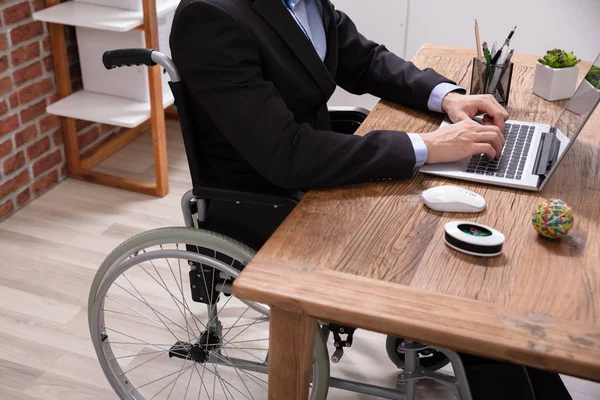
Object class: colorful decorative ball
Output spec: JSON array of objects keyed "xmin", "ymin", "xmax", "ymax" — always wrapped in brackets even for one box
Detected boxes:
[{"xmin": 531, "ymin": 199, "xmax": 574, "ymax": 239}]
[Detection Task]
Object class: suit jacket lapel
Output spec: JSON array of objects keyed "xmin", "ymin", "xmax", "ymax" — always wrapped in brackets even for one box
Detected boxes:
[
  {"xmin": 252, "ymin": 0, "xmax": 336, "ymax": 98},
  {"xmin": 321, "ymin": 0, "xmax": 338, "ymax": 76}
]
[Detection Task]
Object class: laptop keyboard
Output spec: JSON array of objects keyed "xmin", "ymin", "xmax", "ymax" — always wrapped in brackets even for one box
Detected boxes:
[{"xmin": 465, "ymin": 123, "xmax": 535, "ymax": 180}]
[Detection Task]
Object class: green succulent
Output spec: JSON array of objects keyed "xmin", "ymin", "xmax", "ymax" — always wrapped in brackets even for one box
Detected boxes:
[
  {"xmin": 585, "ymin": 66, "xmax": 600, "ymax": 89},
  {"xmin": 538, "ymin": 49, "xmax": 581, "ymax": 69}
]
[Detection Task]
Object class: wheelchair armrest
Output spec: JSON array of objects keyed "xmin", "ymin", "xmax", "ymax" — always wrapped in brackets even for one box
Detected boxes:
[
  {"xmin": 328, "ymin": 106, "xmax": 370, "ymax": 135},
  {"xmin": 328, "ymin": 106, "xmax": 370, "ymax": 123},
  {"xmin": 193, "ymin": 185, "xmax": 304, "ymax": 207}
]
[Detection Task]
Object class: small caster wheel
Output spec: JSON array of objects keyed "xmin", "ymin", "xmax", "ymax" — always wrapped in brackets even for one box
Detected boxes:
[{"xmin": 385, "ymin": 336, "xmax": 450, "ymax": 371}]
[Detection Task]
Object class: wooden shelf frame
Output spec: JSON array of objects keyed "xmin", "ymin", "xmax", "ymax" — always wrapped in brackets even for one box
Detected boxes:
[{"xmin": 46, "ymin": 0, "xmax": 170, "ymax": 197}]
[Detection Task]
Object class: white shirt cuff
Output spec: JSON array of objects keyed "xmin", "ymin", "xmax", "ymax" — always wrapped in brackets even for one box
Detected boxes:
[
  {"xmin": 407, "ymin": 133, "xmax": 428, "ymax": 169},
  {"xmin": 427, "ymin": 82, "xmax": 466, "ymax": 113}
]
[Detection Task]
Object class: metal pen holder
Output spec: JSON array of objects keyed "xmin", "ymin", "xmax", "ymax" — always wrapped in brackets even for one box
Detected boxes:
[{"xmin": 470, "ymin": 57, "xmax": 514, "ymax": 105}]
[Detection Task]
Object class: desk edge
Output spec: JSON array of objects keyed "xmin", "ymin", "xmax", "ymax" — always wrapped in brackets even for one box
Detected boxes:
[{"xmin": 234, "ymin": 255, "xmax": 600, "ymax": 382}]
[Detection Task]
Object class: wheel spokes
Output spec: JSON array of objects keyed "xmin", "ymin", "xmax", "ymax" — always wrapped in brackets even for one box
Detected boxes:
[{"xmin": 98, "ymin": 248, "xmax": 272, "ymax": 400}]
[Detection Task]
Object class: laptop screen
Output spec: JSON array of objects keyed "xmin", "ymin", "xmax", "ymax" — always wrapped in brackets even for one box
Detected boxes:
[
  {"xmin": 555, "ymin": 54, "xmax": 600, "ymax": 141},
  {"xmin": 539, "ymin": 54, "xmax": 600, "ymax": 189}
]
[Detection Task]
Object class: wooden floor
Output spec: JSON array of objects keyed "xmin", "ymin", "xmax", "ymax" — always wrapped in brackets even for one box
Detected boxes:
[{"xmin": 0, "ymin": 120, "xmax": 599, "ymax": 399}]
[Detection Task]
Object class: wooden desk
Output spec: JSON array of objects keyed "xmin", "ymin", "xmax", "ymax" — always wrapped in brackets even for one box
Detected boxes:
[{"xmin": 233, "ymin": 45, "xmax": 600, "ymax": 399}]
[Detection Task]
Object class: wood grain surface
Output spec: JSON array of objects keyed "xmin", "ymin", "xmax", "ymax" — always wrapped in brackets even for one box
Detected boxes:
[
  {"xmin": 235, "ymin": 256, "xmax": 600, "ymax": 382},
  {"xmin": 1, "ymin": 121, "xmax": 598, "ymax": 398},
  {"xmin": 268, "ymin": 308, "xmax": 317, "ymax": 400},
  {"xmin": 234, "ymin": 45, "xmax": 600, "ymax": 380}
]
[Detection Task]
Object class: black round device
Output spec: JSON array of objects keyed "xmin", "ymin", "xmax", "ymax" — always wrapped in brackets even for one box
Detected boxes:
[{"xmin": 444, "ymin": 221, "xmax": 505, "ymax": 257}]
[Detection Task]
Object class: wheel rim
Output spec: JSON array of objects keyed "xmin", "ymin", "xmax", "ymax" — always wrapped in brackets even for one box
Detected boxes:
[
  {"xmin": 90, "ymin": 229, "xmax": 330, "ymax": 400},
  {"xmin": 92, "ymin": 246, "xmax": 270, "ymax": 400}
]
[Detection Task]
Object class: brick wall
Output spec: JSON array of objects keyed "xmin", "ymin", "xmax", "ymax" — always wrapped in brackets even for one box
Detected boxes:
[{"xmin": 0, "ymin": 0, "xmax": 123, "ymax": 221}]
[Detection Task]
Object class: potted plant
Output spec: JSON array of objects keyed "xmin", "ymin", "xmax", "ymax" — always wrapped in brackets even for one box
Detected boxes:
[
  {"xmin": 567, "ymin": 66, "xmax": 600, "ymax": 116},
  {"xmin": 585, "ymin": 66, "xmax": 600, "ymax": 89},
  {"xmin": 533, "ymin": 49, "xmax": 581, "ymax": 101}
]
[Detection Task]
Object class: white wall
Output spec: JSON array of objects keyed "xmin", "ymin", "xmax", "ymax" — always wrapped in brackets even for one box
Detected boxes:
[
  {"xmin": 406, "ymin": 0, "xmax": 600, "ymax": 62},
  {"xmin": 327, "ymin": 0, "xmax": 600, "ymax": 110},
  {"xmin": 328, "ymin": 0, "xmax": 409, "ymax": 110}
]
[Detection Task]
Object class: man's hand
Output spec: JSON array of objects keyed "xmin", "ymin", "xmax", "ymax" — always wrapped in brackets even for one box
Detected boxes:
[
  {"xmin": 441, "ymin": 93, "xmax": 509, "ymax": 132},
  {"xmin": 420, "ymin": 119, "xmax": 506, "ymax": 164}
]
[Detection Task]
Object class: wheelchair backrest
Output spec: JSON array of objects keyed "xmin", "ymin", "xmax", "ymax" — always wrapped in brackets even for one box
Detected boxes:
[{"xmin": 168, "ymin": 81, "xmax": 204, "ymax": 187}]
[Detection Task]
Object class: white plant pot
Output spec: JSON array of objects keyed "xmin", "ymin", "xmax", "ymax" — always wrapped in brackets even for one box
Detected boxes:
[
  {"xmin": 566, "ymin": 79, "xmax": 600, "ymax": 116},
  {"xmin": 532, "ymin": 63, "xmax": 579, "ymax": 101}
]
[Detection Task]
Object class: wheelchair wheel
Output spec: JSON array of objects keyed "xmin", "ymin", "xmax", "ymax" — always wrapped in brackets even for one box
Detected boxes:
[
  {"xmin": 385, "ymin": 336, "xmax": 450, "ymax": 371},
  {"xmin": 89, "ymin": 227, "xmax": 330, "ymax": 400}
]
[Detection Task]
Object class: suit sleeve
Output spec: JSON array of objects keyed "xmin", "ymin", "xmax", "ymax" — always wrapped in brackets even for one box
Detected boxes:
[
  {"xmin": 170, "ymin": 2, "xmax": 417, "ymax": 189},
  {"xmin": 332, "ymin": 5, "xmax": 456, "ymax": 111}
]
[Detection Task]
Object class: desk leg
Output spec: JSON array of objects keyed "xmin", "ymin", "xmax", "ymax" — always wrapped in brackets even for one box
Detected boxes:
[{"xmin": 269, "ymin": 306, "xmax": 317, "ymax": 400}]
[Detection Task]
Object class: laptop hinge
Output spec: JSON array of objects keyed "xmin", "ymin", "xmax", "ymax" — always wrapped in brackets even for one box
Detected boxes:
[{"xmin": 532, "ymin": 127, "xmax": 561, "ymax": 176}]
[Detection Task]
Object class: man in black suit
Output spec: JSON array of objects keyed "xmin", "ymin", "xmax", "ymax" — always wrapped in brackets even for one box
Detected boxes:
[
  {"xmin": 170, "ymin": 1, "xmax": 572, "ymax": 399},
  {"xmin": 170, "ymin": 0, "xmax": 509, "ymax": 192}
]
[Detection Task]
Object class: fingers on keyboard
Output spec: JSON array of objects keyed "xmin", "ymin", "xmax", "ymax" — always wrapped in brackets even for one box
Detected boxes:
[{"xmin": 467, "ymin": 124, "xmax": 533, "ymax": 180}]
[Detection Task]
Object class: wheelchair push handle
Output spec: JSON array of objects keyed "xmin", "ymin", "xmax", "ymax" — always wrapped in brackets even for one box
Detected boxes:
[
  {"xmin": 103, "ymin": 48, "xmax": 157, "ymax": 69},
  {"xmin": 103, "ymin": 48, "xmax": 182, "ymax": 83}
]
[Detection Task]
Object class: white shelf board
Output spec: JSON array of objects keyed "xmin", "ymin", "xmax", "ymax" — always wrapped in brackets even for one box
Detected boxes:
[
  {"xmin": 46, "ymin": 88, "xmax": 175, "ymax": 128},
  {"xmin": 32, "ymin": 1, "xmax": 179, "ymax": 32}
]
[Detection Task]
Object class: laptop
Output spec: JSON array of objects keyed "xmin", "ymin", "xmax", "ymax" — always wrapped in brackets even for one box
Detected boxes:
[{"xmin": 420, "ymin": 53, "xmax": 600, "ymax": 191}]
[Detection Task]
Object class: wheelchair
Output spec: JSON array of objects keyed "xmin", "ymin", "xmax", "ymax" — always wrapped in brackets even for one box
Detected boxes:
[{"xmin": 88, "ymin": 48, "xmax": 473, "ymax": 400}]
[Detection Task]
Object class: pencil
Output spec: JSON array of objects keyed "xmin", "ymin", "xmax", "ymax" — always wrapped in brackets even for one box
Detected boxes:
[
  {"xmin": 483, "ymin": 41, "xmax": 492, "ymax": 90},
  {"xmin": 475, "ymin": 20, "xmax": 483, "ymax": 60}
]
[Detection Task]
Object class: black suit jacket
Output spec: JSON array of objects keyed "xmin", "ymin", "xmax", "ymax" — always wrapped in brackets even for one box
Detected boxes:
[{"xmin": 170, "ymin": 0, "xmax": 455, "ymax": 190}]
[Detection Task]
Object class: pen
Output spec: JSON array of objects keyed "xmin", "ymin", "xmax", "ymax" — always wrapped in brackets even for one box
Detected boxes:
[
  {"xmin": 494, "ymin": 49, "xmax": 514, "ymax": 99},
  {"xmin": 504, "ymin": 26, "xmax": 517, "ymax": 46},
  {"xmin": 503, "ymin": 49, "xmax": 515, "ymax": 67},
  {"xmin": 492, "ymin": 26, "xmax": 517, "ymax": 64},
  {"xmin": 490, "ymin": 48, "xmax": 514, "ymax": 95}
]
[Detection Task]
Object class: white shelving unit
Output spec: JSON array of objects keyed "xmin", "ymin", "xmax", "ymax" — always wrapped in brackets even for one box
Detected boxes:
[
  {"xmin": 46, "ymin": 85, "xmax": 174, "ymax": 128},
  {"xmin": 33, "ymin": 1, "xmax": 178, "ymax": 128},
  {"xmin": 37, "ymin": 0, "xmax": 175, "ymax": 197},
  {"xmin": 32, "ymin": 1, "xmax": 179, "ymax": 32}
]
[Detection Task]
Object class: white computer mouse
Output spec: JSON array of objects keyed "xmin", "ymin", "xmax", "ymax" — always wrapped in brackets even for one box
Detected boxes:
[{"xmin": 422, "ymin": 185, "xmax": 486, "ymax": 213}]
